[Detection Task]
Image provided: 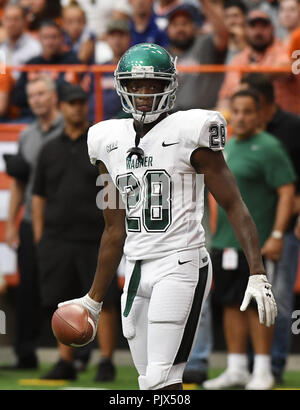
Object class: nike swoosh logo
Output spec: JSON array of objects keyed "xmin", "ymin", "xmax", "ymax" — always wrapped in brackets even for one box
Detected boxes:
[
  {"xmin": 178, "ymin": 260, "xmax": 192, "ymax": 265},
  {"xmin": 109, "ymin": 146, "xmax": 118, "ymax": 152},
  {"xmin": 162, "ymin": 142, "xmax": 179, "ymax": 147}
]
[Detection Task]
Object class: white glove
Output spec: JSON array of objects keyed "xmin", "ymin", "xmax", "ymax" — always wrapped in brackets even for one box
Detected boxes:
[
  {"xmin": 58, "ymin": 294, "xmax": 103, "ymax": 343},
  {"xmin": 240, "ymin": 275, "xmax": 277, "ymax": 327}
]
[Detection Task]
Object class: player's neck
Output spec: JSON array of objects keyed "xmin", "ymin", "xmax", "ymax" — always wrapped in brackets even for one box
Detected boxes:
[{"xmin": 134, "ymin": 113, "xmax": 168, "ymax": 137}]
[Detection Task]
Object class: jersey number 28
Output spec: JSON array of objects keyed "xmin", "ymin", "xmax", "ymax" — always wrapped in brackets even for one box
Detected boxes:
[{"xmin": 116, "ymin": 170, "xmax": 172, "ymax": 233}]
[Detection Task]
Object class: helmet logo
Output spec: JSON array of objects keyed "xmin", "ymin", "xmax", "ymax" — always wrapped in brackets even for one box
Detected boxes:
[{"xmin": 132, "ymin": 65, "xmax": 154, "ymax": 78}]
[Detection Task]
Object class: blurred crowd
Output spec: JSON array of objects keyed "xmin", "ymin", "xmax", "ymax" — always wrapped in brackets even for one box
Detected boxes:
[
  {"xmin": 0, "ymin": 0, "xmax": 300, "ymax": 389},
  {"xmin": 0, "ymin": 0, "xmax": 300, "ymax": 122}
]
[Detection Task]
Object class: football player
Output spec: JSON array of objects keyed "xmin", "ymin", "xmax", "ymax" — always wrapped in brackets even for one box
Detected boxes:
[{"xmin": 59, "ymin": 43, "xmax": 277, "ymax": 390}]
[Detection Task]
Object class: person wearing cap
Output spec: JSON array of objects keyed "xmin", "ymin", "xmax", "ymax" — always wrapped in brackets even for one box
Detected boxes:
[
  {"xmin": 99, "ymin": 19, "xmax": 132, "ymax": 120},
  {"xmin": 217, "ymin": 8, "xmax": 300, "ymax": 115},
  {"xmin": 167, "ymin": 0, "xmax": 229, "ymax": 111},
  {"xmin": 154, "ymin": 0, "xmax": 204, "ymax": 31},
  {"xmin": 31, "ymin": 83, "xmax": 107, "ymax": 381}
]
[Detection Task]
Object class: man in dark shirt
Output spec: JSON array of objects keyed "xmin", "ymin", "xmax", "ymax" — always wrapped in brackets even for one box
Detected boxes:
[
  {"xmin": 240, "ymin": 73, "xmax": 300, "ymax": 384},
  {"xmin": 12, "ymin": 20, "xmax": 81, "ymax": 120},
  {"xmin": 32, "ymin": 84, "xmax": 119, "ymax": 381}
]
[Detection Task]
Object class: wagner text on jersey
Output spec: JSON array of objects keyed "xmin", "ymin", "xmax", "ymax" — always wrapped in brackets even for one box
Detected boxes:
[{"xmin": 126, "ymin": 156, "xmax": 153, "ymax": 169}]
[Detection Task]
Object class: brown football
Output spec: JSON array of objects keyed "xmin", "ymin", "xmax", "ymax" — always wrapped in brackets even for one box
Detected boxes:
[{"xmin": 51, "ymin": 303, "xmax": 95, "ymax": 347}]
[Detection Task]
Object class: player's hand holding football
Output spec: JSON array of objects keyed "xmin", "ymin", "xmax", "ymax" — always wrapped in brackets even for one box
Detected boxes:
[
  {"xmin": 58, "ymin": 294, "xmax": 103, "ymax": 340},
  {"xmin": 240, "ymin": 275, "xmax": 277, "ymax": 327}
]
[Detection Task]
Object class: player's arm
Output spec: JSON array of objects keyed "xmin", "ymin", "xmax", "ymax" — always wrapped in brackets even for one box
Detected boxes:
[
  {"xmin": 58, "ymin": 161, "xmax": 126, "ymax": 331},
  {"xmin": 88, "ymin": 161, "xmax": 126, "ymax": 303},
  {"xmin": 191, "ymin": 148, "xmax": 277, "ymax": 326},
  {"xmin": 192, "ymin": 148, "xmax": 265, "ymax": 275}
]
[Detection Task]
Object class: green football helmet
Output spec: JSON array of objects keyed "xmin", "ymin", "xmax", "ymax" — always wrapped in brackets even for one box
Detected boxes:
[{"xmin": 114, "ymin": 43, "xmax": 178, "ymax": 123}]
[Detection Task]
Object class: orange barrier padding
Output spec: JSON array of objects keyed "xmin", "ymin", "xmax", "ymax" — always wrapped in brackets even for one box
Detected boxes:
[
  {"xmin": 0, "ymin": 173, "xmax": 12, "ymax": 190},
  {"xmin": 90, "ymin": 64, "xmax": 292, "ymax": 74},
  {"xmin": 4, "ymin": 272, "xmax": 19, "ymax": 287},
  {"xmin": 1, "ymin": 64, "xmax": 294, "ymax": 123},
  {"xmin": 0, "ymin": 123, "xmax": 27, "ymax": 141},
  {"xmin": 0, "ymin": 220, "xmax": 6, "ymax": 242}
]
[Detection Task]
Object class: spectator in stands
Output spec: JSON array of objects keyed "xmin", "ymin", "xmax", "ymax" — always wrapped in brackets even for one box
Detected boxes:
[
  {"xmin": 278, "ymin": 0, "xmax": 300, "ymax": 45},
  {"xmin": 2, "ymin": 76, "xmax": 64, "ymax": 371},
  {"xmin": 32, "ymin": 83, "xmax": 120, "ymax": 382},
  {"xmin": 240, "ymin": 73, "xmax": 300, "ymax": 384},
  {"xmin": 0, "ymin": 0, "xmax": 8, "ymax": 18},
  {"xmin": 167, "ymin": 2, "xmax": 228, "ymax": 111},
  {"xmin": 60, "ymin": 0, "xmax": 132, "ymax": 39},
  {"xmin": 99, "ymin": 19, "xmax": 131, "ymax": 120},
  {"xmin": 11, "ymin": 20, "xmax": 81, "ymax": 121},
  {"xmin": 0, "ymin": 0, "xmax": 7, "ymax": 43},
  {"xmin": 27, "ymin": 0, "xmax": 62, "ymax": 35},
  {"xmin": 62, "ymin": 3, "xmax": 96, "ymax": 64},
  {"xmin": 0, "ymin": 4, "xmax": 42, "ymax": 80},
  {"xmin": 217, "ymin": 8, "xmax": 300, "ymax": 115},
  {"xmin": 223, "ymin": 0, "xmax": 248, "ymax": 64},
  {"xmin": 203, "ymin": 89, "xmax": 295, "ymax": 390},
  {"xmin": 129, "ymin": 0, "xmax": 169, "ymax": 46},
  {"xmin": 154, "ymin": 0, "xmax": 203, "ymax": 31}
]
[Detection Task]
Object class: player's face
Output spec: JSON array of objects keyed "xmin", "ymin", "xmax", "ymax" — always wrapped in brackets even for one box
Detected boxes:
[
  {"xmin": 125, "ymin": 79, "xmax": 166, "ymax": 112},
  {"xmin": 230, "ymin": 96, "xmax": 259, "ymax": 139}
]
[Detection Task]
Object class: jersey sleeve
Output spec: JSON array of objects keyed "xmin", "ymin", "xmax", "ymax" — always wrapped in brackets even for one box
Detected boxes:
[
  {"xmin": 87, "ymin": 123, "xmax": 109, "ymax": 167},
  {"xmin": 197, "ymin": 110, "xmax": 227, "ymax": 151}
]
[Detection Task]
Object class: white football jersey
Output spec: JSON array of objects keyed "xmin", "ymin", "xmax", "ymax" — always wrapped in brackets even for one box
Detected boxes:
[{"xmin": 88, "ymin": 109, "xmax": 226, "ymax": 260}]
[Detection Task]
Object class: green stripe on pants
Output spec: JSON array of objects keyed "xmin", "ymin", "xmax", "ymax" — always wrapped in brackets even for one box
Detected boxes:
[{"xmin": 123, "ymin": 260, "xmax": 141, "ymax": 317}]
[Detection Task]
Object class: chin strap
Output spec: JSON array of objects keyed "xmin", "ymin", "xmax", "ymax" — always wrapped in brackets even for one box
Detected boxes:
[{"xmin": 127, "ymin": 113, "xmax": 146, "ymax": 161}]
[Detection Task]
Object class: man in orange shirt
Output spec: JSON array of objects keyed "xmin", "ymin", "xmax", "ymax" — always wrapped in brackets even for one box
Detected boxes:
[{"xmin": 217, "ymin": 9, "xmax": 300, "ymax": 115}]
